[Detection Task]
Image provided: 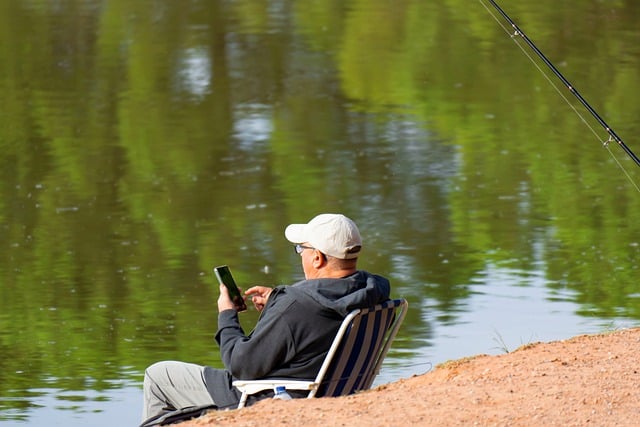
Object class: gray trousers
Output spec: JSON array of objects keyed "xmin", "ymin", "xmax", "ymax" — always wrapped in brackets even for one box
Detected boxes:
[{"xmin": 142, "ymin": 361, "xmax": 215, "ymax": 422}]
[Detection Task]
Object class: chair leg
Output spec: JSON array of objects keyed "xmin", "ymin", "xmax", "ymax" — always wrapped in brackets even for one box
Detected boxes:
[{"xmin": 237, "ymin": 392, "xmax": 248, "ymax": 409}]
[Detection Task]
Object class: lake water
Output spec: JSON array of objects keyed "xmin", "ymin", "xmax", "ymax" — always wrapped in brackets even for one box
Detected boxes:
[{"xmin": 2, "ymin": 1, "xmax": 640, "ymax": 425}]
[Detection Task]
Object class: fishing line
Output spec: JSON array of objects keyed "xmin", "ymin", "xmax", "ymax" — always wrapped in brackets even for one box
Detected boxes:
[{"xmin": 478, "ymin": 0, "xmax": 640, "ymax": 193}]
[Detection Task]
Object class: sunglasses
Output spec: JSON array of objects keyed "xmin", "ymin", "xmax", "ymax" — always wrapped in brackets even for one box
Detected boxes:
[{"xmin": 294, "ymin": 244, "xmax": 315, "ymax": 254}]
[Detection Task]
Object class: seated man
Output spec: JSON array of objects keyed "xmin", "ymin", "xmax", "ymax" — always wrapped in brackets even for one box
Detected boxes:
[{"xmin": 141, "ymin": 213, "xmax": 391, "ymax": 423}]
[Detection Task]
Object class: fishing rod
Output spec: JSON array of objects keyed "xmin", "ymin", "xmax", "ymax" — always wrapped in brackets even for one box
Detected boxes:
[{"xmin": 483, "ymin": 0, "xmax": 640, "ymax": 168}]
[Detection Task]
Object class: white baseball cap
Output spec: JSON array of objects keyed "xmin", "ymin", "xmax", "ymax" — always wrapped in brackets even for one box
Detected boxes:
[{"xmin": 285, "ymin": 214, "xmax": 362, "ymax": 259}]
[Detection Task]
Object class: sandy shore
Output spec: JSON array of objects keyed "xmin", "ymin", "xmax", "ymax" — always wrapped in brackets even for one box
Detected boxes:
[{"xmin": 178, "ymin": 328, "xmax": 640, "ymax": 426}]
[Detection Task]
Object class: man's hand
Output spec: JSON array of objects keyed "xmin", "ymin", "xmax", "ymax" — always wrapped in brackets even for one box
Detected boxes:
[
  {"xmin": 218, "ymin": 284, "xmax": 239, "ymax": 312},
  {"xmin": 244, "ymin": 286, "xmax": 273, "ymax": 312}
]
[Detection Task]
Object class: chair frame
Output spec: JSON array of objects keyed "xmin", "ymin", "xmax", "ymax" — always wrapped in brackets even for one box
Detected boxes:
[{"xmin": 233, "ymin": 298, "xmax": 408, "ymax": 408}]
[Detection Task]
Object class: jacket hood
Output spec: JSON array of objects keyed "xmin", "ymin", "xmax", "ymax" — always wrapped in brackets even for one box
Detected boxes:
[{"xmin": 289, "ymin": 270, "xmax": 391, "ymax": 317}]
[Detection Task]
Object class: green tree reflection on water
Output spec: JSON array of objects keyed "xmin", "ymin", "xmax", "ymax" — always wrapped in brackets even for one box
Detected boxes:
[{"xmin": 1, "ymin": 0, "xmax": 640, "ymax": 423}]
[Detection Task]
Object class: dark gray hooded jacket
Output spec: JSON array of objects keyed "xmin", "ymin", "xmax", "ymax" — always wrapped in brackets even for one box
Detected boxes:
[{"xmin": 203, "ymin": 270, "xmax": 390, "ymax": 409}]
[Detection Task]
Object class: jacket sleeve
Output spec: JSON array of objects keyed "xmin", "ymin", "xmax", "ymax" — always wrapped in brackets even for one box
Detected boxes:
[{"xmin": 215, "ymin": 290, "xmax": 297, "ymax": 380}]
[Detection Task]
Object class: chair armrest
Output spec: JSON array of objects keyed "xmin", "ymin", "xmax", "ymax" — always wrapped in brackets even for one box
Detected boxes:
[{"xmin": 233, "ymin": 379, "xmax": 317, "ymax": 395}]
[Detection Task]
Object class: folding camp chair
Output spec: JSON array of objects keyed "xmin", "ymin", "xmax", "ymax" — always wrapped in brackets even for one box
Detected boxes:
[{"xmin": 233, "ymin": 298, "xmax": 408, "ymax": 408}]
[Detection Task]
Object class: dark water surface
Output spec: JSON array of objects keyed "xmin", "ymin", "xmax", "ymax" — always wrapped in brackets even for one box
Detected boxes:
[{"xmin": 2, "ymin": 1, "xmax": 640, "ymax": 425}]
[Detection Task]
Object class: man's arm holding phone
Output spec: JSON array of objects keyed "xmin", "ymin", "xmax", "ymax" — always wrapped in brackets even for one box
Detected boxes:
[{"xmin": 216, "ymin": 286, "xmax": 292, "ymax": 379}]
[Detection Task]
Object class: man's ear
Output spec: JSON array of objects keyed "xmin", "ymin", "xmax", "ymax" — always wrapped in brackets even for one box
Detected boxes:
[{"xmin": 311, "ymin": 250, "xmax": 327, "ymax": 268}]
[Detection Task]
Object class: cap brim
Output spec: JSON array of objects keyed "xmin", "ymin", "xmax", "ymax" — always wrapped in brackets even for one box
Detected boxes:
[{"xmin": 284, "ymin": 224, "xmax": 307, "ymax": 243}]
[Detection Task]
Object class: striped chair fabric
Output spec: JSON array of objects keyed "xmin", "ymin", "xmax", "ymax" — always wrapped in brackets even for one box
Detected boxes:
[{"xmin": 316, "ymin": 298, "xmax": 406, "ymax": 397}]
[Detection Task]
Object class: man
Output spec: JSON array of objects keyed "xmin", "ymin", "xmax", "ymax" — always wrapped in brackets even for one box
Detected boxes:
[{"xmin": 141, "ymin": 213, "xmax": 390, "ymax": 424}]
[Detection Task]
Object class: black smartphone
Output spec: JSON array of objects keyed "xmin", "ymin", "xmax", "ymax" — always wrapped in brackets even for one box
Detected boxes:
[{"xmin": 213, "ymin": 265, "xmax": 247, "ymax": 312}]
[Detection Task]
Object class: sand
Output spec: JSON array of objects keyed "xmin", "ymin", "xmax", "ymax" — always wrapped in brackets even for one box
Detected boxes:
[{"xmin": 177, "ymin": 328, "xmax": 640, "ymax": 426}]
